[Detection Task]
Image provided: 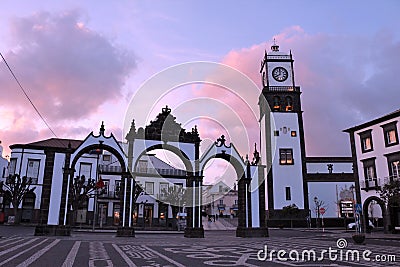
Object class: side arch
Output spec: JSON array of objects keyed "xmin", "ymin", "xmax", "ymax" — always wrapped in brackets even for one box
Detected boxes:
[
  {"xmin": 71, "ymin": 143, "xmax": 127, "ymax": 172},
  {"xmin": 363, "ymin": 196, "xmax": 387, "ymax": 233}
]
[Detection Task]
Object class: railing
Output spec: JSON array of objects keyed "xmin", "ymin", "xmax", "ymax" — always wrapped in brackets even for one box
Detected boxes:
[
  {"xmin": 99, "ymin": 165, "xmax": 122, "ymax": 173},
  {"xmin": 217, "ymin": 204, "xmax": 226, "ymax": 209},
  {"xmin": 136, "ymin": 168, "xmax": 187, "ymax": 176},
  {"xmin": 361, "ymin": 175, "xmax": 400, "ymax": 190},
  {"xmin": 6, "ymin": 176, "xmax": 38, "ymax": 185},
  {"xmin": 267, "ymin": 86, "xmax": 300, "ymax": 92},
  {"xmin": 360, "ymin": 178, "xmax": 380, "ymax": 189},
  {"xmin": 382, "ymin": 175, "xmax": 400, "ymax": 184},
  {"xmin": 99, "ymin": 164, "xmax": 187, "ymax": 176},
  {"xmin": 267, "ymin": 55, "xmax": 291, "ymax": 60},
  {"xmin": 98, "ymin": 190, "xmax": 120, "ymax": 199}
]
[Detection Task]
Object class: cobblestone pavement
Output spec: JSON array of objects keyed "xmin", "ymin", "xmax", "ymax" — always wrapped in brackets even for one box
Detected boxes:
[{"xmin": 0, "ymin": 227, "xmax": 399, "ymax": 266}]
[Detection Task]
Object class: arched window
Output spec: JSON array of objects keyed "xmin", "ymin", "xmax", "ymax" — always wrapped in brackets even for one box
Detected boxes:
[
  {"xmin": 273, "ymin": 96, "xmax": 281, "ymax": 111},
  {"xmin": 285, "ymin": 96, "xmax": 293, "ymax": 111}
]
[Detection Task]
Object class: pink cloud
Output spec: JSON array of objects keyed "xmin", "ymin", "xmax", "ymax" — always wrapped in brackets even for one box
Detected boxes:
[{"xmin": 1, "ymin": 10, "xmax": 136, "ymax": 123}]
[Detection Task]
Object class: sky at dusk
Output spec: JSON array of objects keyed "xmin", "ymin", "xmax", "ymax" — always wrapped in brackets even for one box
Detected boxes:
[{"xmin": 1, "ymin": 1, "xmax": 399, "ymax": 185}]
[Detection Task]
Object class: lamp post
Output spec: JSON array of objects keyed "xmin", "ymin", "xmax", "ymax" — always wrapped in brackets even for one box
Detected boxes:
[{"xmin": 314, "ymin": 196, "xmax": 320, "ymax": 229}]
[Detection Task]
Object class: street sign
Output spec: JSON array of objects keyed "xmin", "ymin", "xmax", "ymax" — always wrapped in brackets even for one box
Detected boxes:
[
  {"xmin": 355, "ymin": 203, "xmax": 362, "ymax": 214},
  {"xmin": 319, "ymin": 207, "xmax": 326, "ymax": 215}
]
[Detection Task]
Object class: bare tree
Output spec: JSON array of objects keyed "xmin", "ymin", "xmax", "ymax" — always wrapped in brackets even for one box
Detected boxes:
[
  {"xmin": 378, "ymin": 179, "xmax": 400, "ymax": 208},
  {"xmin": 161, "ymin": 185, "xmax": 187, "ymax": 218},
  {"xmin": 0, "ymin": 174, "xmax": 36, "ymax": 224},
  {"xmin": 69, "ymin": 175, "xmax": 96, "ymax": 225}
]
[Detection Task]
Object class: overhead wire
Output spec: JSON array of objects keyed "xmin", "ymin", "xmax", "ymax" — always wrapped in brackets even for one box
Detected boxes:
[{"xmin": 0, "ymin": 52, "xmax": 68, "ymax": 148}]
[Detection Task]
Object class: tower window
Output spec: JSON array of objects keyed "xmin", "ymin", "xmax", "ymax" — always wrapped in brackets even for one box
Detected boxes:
[
  {"xmin": 279, "ymin": 149, "xmax": 293, "ymax": 165},
  {"xmin": 381, "ymin": 121, "xmax": 398, "ymax": 147},
  {"xmin": 274, "ymin": 130, "xmax": 279, "ymax": 136},
  {"xmin": 285, "ymin": 187, "xmax": 291, "ymax": 201},
  {"xmin": 285, "ymin": 96, "xmax": 293, "ymax": 111},
  {"xmin": 358, "ymin": 130, "xmax": 373, "ymax": 153},
  {"xmin": 273, "ymin": 96, "xmax": 281, "ymax": 111}
]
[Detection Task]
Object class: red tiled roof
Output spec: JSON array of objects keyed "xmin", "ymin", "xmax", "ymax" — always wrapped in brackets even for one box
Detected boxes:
[{"xmin": 10, "ymin": 138, "xmax": 82, "ymax": 150}]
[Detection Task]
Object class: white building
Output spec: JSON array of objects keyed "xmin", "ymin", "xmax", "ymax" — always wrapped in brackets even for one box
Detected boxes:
[
  {"xmin": 344, "ymin": 109, "xmax": 400, "ymax": 231},
  {"xmin": 6, "ymin": 134, "xmax": 187, "ymax": 228},
  {"xmin": 203, "ymin": 181, "xmax": 238, "ymax": 218}
]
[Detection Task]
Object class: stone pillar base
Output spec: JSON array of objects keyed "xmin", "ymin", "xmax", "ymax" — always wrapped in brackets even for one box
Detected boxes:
[
  {"xmin": 184, "ymin": 227, "xmax": 204, "ymax": 238},
  {"xmin": 236, "ymin": 227, "xmax": 269, "ymax": 238},
  {"xmin": 34, "ymin": 225, "xmax": 71, "ymax": 236},
  {"xmin": 116, "ymin": 227, "xmax": 135, "ymax": 237}
]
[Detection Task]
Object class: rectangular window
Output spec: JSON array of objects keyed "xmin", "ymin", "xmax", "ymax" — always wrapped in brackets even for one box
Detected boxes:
[
  {"xmin": 114, "ymin": 180, "xmax": 121, "ymax": 198},
  {"xmin": 391, "ymin": 161, "xmax": 400, "ymax": 179},
  {"xmin": 137, "ymin": 160, "xmax": 148, "ymax": 173},
  {"xmin": 103, "ymin": 154, "xmax": 111, "ymax": 162},
  {"xmin": 8, "ymin": 158, "xmax": 17, "ymax": 175},
  {"xmin": 381, "ymin": 121, "xmax": 398, "ymax": 147},
  {"xmin": 159, "ymin": 183, "xmax": 169, "ymax": 198},
  {"xmin": 285, "ymin": 187, "xmax": 291, "ymax": 201},
  {"xmin": 26, "ymin": 159, "xmax": 40, "ymax": 184},
  {"xmin": 79, "ymin": 163, "xmax": 92, "ymax": 179},
  {"xmin": 279, "ymin": 149, "xmax": 293, "ymax": 165},
  {"xmin": 291, "ymin": 131, "xmax": 297, "ymax": 137},
  {"xmin": 362, "ymin": 158, "xmax": 377, "ymax": 189},
  {"xmin": 274, "ymin": 130, "xmax": 279, "ymax": 136},
  {"xmin": 386, "ymin": 152, "xmax": 400, "ymax": 181},
  {"xmin": 219, "ymin": 199, "xmax": 224, "ymax": 205},
  {"xmin": 359, "ymin": 130, "xmax": 373, "ymax": 153},
  {"xmin": 145, "ymin": 182, "xmax": 154, "ymax": 195}
]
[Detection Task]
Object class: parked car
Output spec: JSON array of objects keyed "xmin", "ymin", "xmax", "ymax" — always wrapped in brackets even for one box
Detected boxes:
[{"xmin": 347, "ymin": 220, "xmax": 374, "ymax": 230}]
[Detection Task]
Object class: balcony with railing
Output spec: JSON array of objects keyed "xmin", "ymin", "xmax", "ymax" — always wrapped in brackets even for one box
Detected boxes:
[
  {"xmin": 6, "ymin": 176, "xmax": 38, "ymax": 185},
  {"xmin": 136, "ymin": 167, "xmax": 187, "ymax": 177},
  {"xmin": 98, "ymin": 165, "xmax": 123, "ymax": 173},
  {"xmin": 361, "ymin": 175, "xmax": 400, "ymax": 191},
  {"xmin": 267, "ymin": 86, "xmax": 300, "ymax": 92},
  {"xmin": 99, "ymin": 164, "xmax": 187, "ymax": 177},
  {"xmin": 360, "ymin": 178, "xmax": 381, "ymax": 190},
  {"xmin": 98, "ymin": 190, "xmax": 120, "ymax": 199}
]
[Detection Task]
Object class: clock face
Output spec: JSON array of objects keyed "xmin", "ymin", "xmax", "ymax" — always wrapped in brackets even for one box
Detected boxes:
[{"xmin": 272, "ymin": 67, "xmax": 288, "ymax": 82}]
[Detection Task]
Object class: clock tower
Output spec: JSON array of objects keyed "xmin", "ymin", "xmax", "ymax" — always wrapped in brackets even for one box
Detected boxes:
[{"xmin": 259, "ymin": 41, "xmax": 309, "ymax": 218}]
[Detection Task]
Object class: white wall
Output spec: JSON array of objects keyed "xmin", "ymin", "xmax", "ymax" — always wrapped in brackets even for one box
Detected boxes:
[
  {"xmin": 271, "ymin": 112, "xmax": 304, "ymax": 209},
  {"xmin": 48, "ymin": 153, "xmax": 66, "ymax": 225}
]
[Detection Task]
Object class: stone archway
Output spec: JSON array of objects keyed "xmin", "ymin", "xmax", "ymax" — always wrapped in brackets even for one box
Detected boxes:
[
  {"xmin": 199, "ymin": 135, "xmax": 268, "ymax": 237},
  {"xmin": 61, "ymin": 124, "xmax": 131, "ymax": 234},
  {"xmin": 363, "ymin": 196, "xmax": 388, "ymax": 233}
]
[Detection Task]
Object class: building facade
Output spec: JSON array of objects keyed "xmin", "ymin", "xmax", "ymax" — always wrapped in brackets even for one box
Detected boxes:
[{"xmin": 344, "ymin": 110, "xmax": 400, "ymax": 231}]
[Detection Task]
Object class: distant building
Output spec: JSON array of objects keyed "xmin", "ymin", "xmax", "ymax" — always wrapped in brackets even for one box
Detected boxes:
[
  {"xmin": 202, "ymin": 181, "xmax": 238, "ymax": 218},
  {"xmin": 344, "ymin": 109, "xmax": 400, "ymax": 231}
]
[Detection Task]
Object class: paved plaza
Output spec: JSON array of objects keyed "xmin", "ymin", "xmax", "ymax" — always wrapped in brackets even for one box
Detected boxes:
[{"xmin": 0, "ymin": 225, "xmax": 399, "ymax": 267}]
